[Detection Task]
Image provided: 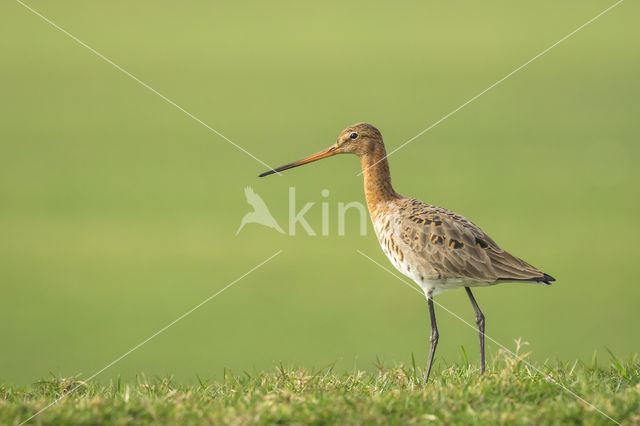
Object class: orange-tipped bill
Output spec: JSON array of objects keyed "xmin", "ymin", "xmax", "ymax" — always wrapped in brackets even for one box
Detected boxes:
[{"xmin": 259, "ymin": 145, "xmax": 339, "ymax": 177}]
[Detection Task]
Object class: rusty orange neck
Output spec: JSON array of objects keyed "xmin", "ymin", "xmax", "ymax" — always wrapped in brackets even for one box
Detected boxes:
[{"xmin": 359, "ymin": 147, "xmax": 399, "ymax": 215}]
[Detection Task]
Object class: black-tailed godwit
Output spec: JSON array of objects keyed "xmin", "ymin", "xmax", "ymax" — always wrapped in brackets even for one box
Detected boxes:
[{"xmin": 259, "ymin": 122, "xmax": 554, "ymax": 383}]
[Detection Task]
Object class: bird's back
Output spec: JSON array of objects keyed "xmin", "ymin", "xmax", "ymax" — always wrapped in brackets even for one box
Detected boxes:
[{"xmin": 372, "ymin": 197, "xmax": 554, "ymax": 293}]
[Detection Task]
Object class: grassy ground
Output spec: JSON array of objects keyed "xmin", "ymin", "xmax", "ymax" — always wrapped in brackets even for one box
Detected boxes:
[{"xmin": 3, "ymin": 353, "xmax": 639, "ymax": 425}]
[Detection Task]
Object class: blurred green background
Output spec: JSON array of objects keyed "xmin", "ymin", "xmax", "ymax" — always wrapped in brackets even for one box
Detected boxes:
[{"xmin": 1, "ymin": 0, "xmax": 638, "ymax": 385}]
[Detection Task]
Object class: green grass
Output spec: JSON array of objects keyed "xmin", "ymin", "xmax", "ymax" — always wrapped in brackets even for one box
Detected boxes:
[{"xmin": 3, "ymin": 353, "xmax": 639, "ymax": 425}]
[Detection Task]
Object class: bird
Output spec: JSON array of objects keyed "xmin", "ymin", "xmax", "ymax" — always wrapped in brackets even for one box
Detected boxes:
[
  {"xmin": 258, "ymin": 122, "xmax": 554, "ymax": 384},
  {"xmin": 236, "ymin": 186, "xmax": 285, "ymax": 235}
]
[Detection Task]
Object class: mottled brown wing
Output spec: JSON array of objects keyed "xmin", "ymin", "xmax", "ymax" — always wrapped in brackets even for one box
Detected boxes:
[{"xmin": 395, "ymin": 198, "xmax": 548, "ymax": 283}]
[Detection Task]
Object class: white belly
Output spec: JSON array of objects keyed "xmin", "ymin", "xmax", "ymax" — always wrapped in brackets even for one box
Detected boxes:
[{"xmin": 375, "ymin": 219, "xmax": 490, "ymax": 297}]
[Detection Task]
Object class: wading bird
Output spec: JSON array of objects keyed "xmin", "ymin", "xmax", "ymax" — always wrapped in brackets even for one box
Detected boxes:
[{"xmin": 259, "ymin": 123, "xmax": 554, "ymax": 383}]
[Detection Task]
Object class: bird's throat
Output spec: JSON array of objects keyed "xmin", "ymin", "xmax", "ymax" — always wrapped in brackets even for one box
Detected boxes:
[{"xmin": 360, "ymin": 149, "xmax": 399, "ymax": 214}]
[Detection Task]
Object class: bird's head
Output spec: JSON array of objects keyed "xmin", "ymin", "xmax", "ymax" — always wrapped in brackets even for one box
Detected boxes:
[{"xmin": 259, "ymin": 122, "xmax": 384, "ymax": 177}]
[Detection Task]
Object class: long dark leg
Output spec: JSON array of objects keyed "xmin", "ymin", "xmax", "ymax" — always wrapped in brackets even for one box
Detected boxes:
[
  {"xmin": 465, "ymin": 287, "xmax": 485, "ymax": 374},
  {"xmin": 424, "ymin": 291, "xmax": 439, "ymax": 385}
]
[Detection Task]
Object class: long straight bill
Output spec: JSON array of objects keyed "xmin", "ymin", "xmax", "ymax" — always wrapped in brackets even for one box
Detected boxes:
[{"xmin": 258, "ymin": 145, "xmax": 339, "ymax": 177}]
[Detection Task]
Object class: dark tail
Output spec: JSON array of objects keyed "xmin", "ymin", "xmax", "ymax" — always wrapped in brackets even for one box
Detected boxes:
[
  {"xmin": 539, "ymin": 273, "xmax": 555, "ymax": 285},
  {"xmin": 497, "ymin": 272, "xmax": 556, "ymax": 285}
]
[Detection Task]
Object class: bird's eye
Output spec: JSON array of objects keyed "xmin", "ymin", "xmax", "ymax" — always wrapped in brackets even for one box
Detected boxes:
[{"xmin": 349, "ymin": 132, "xmax": 358, "ymax": 139}]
